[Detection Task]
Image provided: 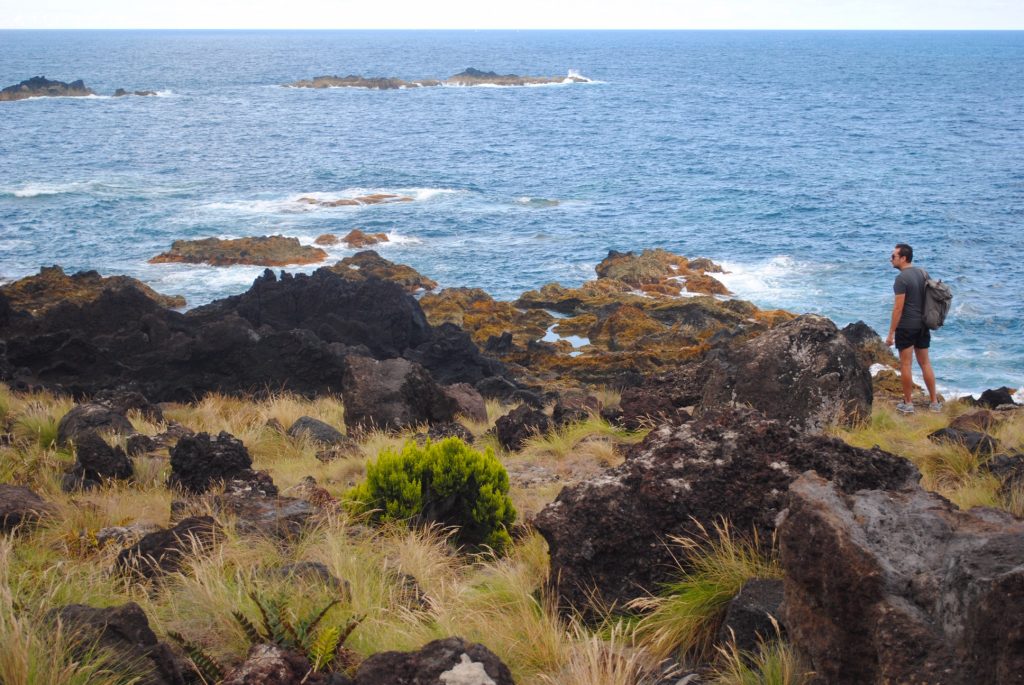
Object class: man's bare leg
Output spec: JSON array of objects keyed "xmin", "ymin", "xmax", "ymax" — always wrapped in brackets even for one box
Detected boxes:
[
  {"xmin": 899, "ymin": 346, "xmax": 915, "ymax": 404},
  {"xmin": 915, "ymin": 347, "xmax": 938, "ymax": 404}
]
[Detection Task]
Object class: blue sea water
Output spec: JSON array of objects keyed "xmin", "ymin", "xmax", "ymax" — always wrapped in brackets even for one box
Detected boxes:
[{"xmin": 1, "ymin": 30, "xmax": 1022, "ymax": 396}]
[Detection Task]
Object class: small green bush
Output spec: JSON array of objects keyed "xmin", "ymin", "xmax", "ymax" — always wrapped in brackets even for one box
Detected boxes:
[{"xmin": 347, "ymin": 437, "xmax": 516, "ymax": 552}]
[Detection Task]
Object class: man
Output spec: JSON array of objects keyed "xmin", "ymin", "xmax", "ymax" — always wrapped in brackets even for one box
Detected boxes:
[{"xmin": 886, "ymin": 243, "xmax": 941, "ymax": 414}]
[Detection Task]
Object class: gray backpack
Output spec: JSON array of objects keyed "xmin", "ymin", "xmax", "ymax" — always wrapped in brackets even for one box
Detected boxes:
[{"xmin": 921, "ymin": 269, "xmax": 953, "ymax": 330}]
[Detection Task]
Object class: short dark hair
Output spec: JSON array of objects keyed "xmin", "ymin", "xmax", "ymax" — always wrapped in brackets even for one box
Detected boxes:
[{"xmin": 895, "ymin": 243, "xmax": 913, "ymax": 262}]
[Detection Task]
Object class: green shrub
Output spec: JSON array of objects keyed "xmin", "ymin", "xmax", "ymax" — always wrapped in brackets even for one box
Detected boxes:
[{"xmin": 347, "ymin": 437, "xmax": 516, "ymax": 552}]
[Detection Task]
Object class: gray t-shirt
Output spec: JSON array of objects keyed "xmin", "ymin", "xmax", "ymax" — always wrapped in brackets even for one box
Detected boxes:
[{"xmin": 893, "ymin": 266, "xmax": 927, "ymax": 330}]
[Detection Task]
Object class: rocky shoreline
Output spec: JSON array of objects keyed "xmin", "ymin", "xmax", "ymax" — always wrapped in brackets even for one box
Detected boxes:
[
  {"xmin": 1, "ymin": 248, "xmax": 1021, "ymax": 685},
  {"xmin": 1, "ymin": 76, "xmax": 160, "ymax": 101}
]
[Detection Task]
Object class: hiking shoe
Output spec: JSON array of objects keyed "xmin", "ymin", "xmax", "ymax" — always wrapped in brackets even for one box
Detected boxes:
[
  {"xmin": 896, "ymin": 402, "xmax": 915, "ymax": 414},
  {"xmin": 929, "ymin": 402, "xmax": 943, "ymax": 413}
]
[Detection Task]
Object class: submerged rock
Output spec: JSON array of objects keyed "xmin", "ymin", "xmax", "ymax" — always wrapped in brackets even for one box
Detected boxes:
[
  {"xmin": 0, "ymin": 76, "xmax": 94, "ymax": 101},
  {"xmin": 113, "ymin": 88, "xmax": 158, "ymax": 97},
  {"xmin": 781, "ymin": 472, "xmax": 1024, "ymax": 685},
  {"xmin": 0, "ymin": 265, "xmax": 184, "ymax": 316},
  {"xmin": 296, "ymin": 193, "xmax": 413, "ymax": 207},
  {"xmin": 534, "ymin": 407, "xmax": 917, "ymax": 615},
  {"xmin": 341, "ymin": 228, "xmax": 389, "ymax": 248},
  {"xmin": 149, "ymin": 235, "xmax": 327, "ymax": 267},
  {"xmin": 445, "ymin": 67, "xmax": 589, "ymax": 86}
]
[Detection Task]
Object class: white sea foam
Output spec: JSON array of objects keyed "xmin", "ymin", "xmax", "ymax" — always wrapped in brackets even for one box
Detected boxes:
[
  {"xmin": 204, "ymin": 187, "xmax": 462, "ymax": 214},
  {"xmin": 2, "ymin": 179, "xmax": 183, "ymax": 198},
  {"xmin": 714, "ymin": 255, "xmax": 821, "ymax": 303},
  {"xmin": 1014, "ymin": 387, "xmax": 1024, "ymax": 404}
]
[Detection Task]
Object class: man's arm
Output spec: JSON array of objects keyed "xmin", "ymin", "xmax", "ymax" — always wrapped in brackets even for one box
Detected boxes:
[{"xmin": 886, "ymin": 293, "xmax": 906, "ymax": 346}]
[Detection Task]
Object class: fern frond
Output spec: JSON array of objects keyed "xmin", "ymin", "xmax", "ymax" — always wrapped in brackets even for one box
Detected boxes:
[
  {"xmin": 308, "ymin": 625, "xmax": 342, "ymax": 672},
  {"xmin": 296, "ymin": 599, "xmax": 340, "ymax": 648},
  {"xmin": 338, "ymin": 614, "xmax": 364, "ymax": 647},
  {"xmin": 168, "ymin": 630, "xmax": 225, "ymax": 683},
  {"xmin": 232, "ymin": 610, "xmax": 264, "ymax": 645}
]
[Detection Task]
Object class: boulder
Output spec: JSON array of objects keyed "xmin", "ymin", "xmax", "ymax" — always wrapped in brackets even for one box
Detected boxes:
[
  {"xmin": 533, "ymin": 408, "xmax": 917, "ymax": 615},
  {"xmin": 493, "ymin": 404, "xmax": 551, "ymax": 451},
  {"xmin": 840, "ymin": 321, "xmax": 895, "ymax": 368},
  {"xmin": 54, "ymin": 602, "xmax": 190, "ymax": 685},
  {"xmin": 315, "ymin": 233, "xmax": 340, "ymax": 245},
  {"xmin": 116, "ymin": 515, "xmax": 219, "ymax": 579},
  {"xmin": 354, "ymin": 636, "xmax": 514, "ymax": 685},
  {"xmin": 551, "ymin": 391, "xmax": 600, "ymax": 427},
  {"xmin": 445, "ymin": 67, "xmax": 585, "ymax": 87},
  {"xmin": 62, "ymin": 431, "xmax": 134, "ymax": 491},
  {"xmin": 620, "ymin": 314, "xmax": 872, "ymax": 433},
  {"xmin": 342, "ymin": 356, "xmax": 456, "ymax": 432},
  {"xmin": 92, "ymin": 389, "xmax": 165, "ymax": 422},
  {"xmin": 780, "ymin": 472, "xmax": 1024, "ymax": 685},
  {"xmin": 416, "ymin": 422, "xmax": 475, "ymax": 445},
  {"xmin": 0, "ymin": 484, "xmax": 54, "ymax": 532},
  {"xmin": 57, "ymin": 403, "xmax": 136, "ymax": 446},
  {"xmin": 149, "ymin": 236, "xmax": 327, "ymax": 267},
  {"xmin": 168, "ymin": 431, "xmax": 272, "ymax": 495},
  {"xmin": 213, "ymin": 494, "xmax": 316, "ymax": 539},
  {"xmin": 0, "ymin": 265, "xmax": 184, "ymax": 316},
  {"xmin": 949, "ymin": 409, "xmax": 1001, "ymax": 433},
  {"xmin": 715, "ymin": 578, "xmax": 785, "ymax": 654},
  {"xmin": 0, "ymin": 76, "xmax": 94, "ymax": 101},
  {"xmin": 443, "ymin": 383, "xmax": 488, "ymax": 424},
  {"xmin": 979, "ymin": 387, "xmax": 1018, "ymax": 408},
  {"xmin": 927, "ymin": 427, "xmax": 1000, "ymax": 455},
  {"xmin": 287, "ymin": 416, "xmax": 347, "ymax": 445},
  {"xmin": 983, "ymin": 452, "xmax": 1024, "ymax": 495}
]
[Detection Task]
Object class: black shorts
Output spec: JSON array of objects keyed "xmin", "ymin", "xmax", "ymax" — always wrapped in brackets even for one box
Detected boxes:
[{"xmin": 895, "ymin": 327, "xmax": 930, "ymax": 351}]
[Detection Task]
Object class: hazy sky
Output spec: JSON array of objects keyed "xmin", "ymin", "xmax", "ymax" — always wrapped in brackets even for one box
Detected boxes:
[{"xmin": 2, "ymin": 0, "xmax": 1022, "ymax": 30}]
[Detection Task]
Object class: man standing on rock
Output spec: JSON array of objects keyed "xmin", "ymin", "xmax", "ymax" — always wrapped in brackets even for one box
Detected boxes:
[{"xmin": 886, "ymin": 243, "xmax": 941, "ymax": 414}]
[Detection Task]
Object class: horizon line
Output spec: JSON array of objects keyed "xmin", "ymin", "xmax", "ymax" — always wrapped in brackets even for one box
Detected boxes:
[{"xmin": 3, "ymin": 27, "xmax": 1024, "ymax": 31}]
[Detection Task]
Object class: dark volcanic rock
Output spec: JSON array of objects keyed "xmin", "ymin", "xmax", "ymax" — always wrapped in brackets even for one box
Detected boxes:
[
  {"xmin": 927, "ymin": 427, "xmax": 1000, "ymax": 455},
  {"xmin": 980, "ymin": 386, "xmax": 1018, "ymax": 408},
  {"xmin": 533, "ymin": 407, "xmax": 918, "ymax": 615},
  {"xmin": 983, "ymin": 451, "xmax": 1024, "ymax": 495},
  {"xmin": 57, "ymin": 403, "xmax": 136, "ymax": 446},
  {"xmin": 354, "ymin": 636, "xmax": 514, "ymax": 685},
  {"xmin": 780, "ymin": 472, "xmax": 1024, "ymax": 685},
  {"xmin": 342, "ymin": 355, "xmax": 456, "ymax": 431},
  {"xmin": 168, "ymin": 431, "xmax": 273, "ymax": 495},
  {"xmin": 0, "ymin": 266, "xmax": 509, "ymax": 402},
  {"xmin": 54, "ymin": 602, "xmax": 189, "ymax": 685},
  {"xmin": 221, "ymin": 643, "xmax": 332, "ymax": 685},
  {"xmin": 0, "ymin": 76, "xmax": 94, "ymax": 101},
  {"xmin": 116, "ymin": 516, "xmax": 218, "ymax": 579},
  {"xmin": 0, "ymin": 265, "xmax": 185, "ymax": 315},
  {"xmin": 620, "ymin": 314, "xmax": 872, "ymax": 433},
  {"xmin": 286, "ymin": 416, "xmax": 346, "ymax": 445},
  {"xmin": 493, "ymin": 404, "xmax": 551, "ymax": 451},
  {"xmin": 62, "ymin": 431, "xmax": 134, "ymax": 491},
  {"xmin": 716, "ymin": 579, "xmax": 786, "ymax": 655},
  {"xmin": 442, "ymin": 382, "xmax": 488, "ymax": 424},
  {"xmin": 213, "ymin": 493, "xmax": 316, "ymax": 538},
  {"xmin": 0, "ymin": 484, "xmax": 55, "ymax": 532}
]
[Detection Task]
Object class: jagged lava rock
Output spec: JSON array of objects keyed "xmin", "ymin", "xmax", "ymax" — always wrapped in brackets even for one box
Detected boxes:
[
  {"xmin": 0, "ymin": 266, "xmax": 184, "ymax": 315},
  {"xmin": 780, "ymin": 472, "xmax": 1024, "ymax": 685},
  {"xmin": 620, "ymin": 313, "xmax": 872, "ymax": 433},
  {"xmin": 354, "ymin": 636, "xmax": 514, "ymax": 685},
  {"xmin": 716, "ymin": 578, "xmax": 786, "ymax": 655},
  {"xmin": 168, "ymin": 431, "xmax": 264, "ymax": 495},
  {"xmin": 342, "ymin": 355, "xmax": 456, "ymax": 431},
  {"xmin": 533, "ymin": 407, "xmax": 918, "ymax": 615},
  {"xmin": 54, "ymin": 602, "xmax": 190, "ymax": 685},
  {"xmin": 445, "ymin": 67, "xmax": 585, "ymax": 86},
  {"xmin": 443, "ymin": 382, "xmax": 488, "ymax": 424},
  {"xmin": 0, "ymin": 76, "xmax": 94, "ymax": 101},
  {"xmin": 62, "ymin": 431, "xmax": 134, "ymax": 491},
  {"xmin": 493, "ymin": 404, "xmax": 551, "ymax": 451},
  {"xmin": 149, "ymin": 235, "xmax": 327, "ymax": 266}
]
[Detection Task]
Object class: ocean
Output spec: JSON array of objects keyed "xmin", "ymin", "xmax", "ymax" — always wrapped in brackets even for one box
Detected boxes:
[{"xmin": 1, "ymin": 30, "xmax": 1022, "ymax": 396}]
